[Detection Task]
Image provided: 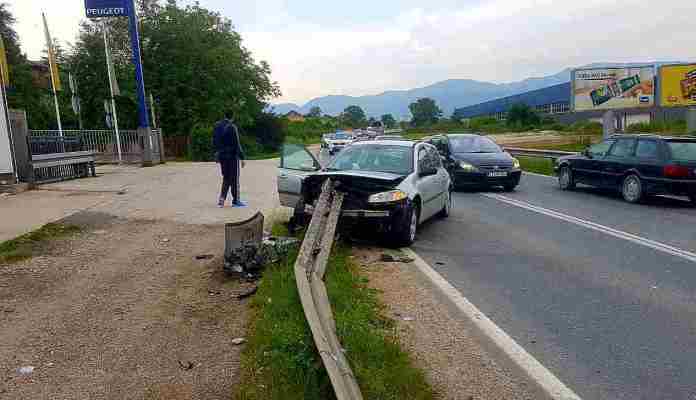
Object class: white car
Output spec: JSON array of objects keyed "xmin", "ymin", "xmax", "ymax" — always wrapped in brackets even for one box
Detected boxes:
[
  {"xmin": 322, "ymin": 131, "xmax": 354, "ymax": 155},
  {"xmin": 278, "ymin": 140, "xmax": 452, "ymax": 246}
]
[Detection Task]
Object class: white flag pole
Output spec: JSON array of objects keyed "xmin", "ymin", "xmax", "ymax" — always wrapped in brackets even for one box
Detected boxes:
[
  {"xmin": 42, "ymin": 12, "xmax": 63, "ymax": 137},
  {"xmin": 103, "ymin": 23, "xmax": 122, "ymax": 163}
]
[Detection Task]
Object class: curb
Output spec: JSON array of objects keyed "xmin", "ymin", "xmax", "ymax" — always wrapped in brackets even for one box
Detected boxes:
[{"xmin": 401, "ymin": 248, "xmax": 582, "ymax": 400}]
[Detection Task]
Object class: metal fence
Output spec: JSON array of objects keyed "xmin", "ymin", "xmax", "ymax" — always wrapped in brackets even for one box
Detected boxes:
[{"xmin": 30, "ymin": 129, "xmax": 162, "ymax": 164}]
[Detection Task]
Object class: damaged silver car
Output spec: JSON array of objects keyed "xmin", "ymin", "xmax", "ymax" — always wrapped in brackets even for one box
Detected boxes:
[{"xmin": 278, "ymin": 140, "xmax": 452, "ymax": 246}]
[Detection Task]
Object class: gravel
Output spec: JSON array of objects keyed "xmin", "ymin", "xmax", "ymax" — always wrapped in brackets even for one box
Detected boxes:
[
  {"xmin": 355, "ymin": 247, "xmax": 535, "ymax": 400},
  {"xmin": 0, "ymin": 215, "xmax": 247, "ymax": 399}
]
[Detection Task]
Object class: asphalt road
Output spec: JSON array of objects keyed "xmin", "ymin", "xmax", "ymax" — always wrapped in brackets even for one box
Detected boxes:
[{"xmin": 413, "ymin": 173, "xmax": 696, "ymax": 400}]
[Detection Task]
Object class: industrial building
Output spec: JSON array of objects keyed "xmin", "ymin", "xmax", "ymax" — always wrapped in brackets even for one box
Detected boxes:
[{"xmin": 452, "ymin": 80, "xmax": 690, "ymax": 129}]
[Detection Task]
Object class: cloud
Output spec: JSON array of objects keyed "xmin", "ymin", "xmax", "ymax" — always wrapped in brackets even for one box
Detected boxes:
[
  {"xmin": 10, "ymin": 0, "xmax": 84, "ymax": 60},
  {"xmin": 11, "ymin": 0, "xmax": 696, "ymax": 105}
]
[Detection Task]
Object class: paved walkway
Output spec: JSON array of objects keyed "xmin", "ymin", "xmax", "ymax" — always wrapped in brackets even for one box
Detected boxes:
[{"xmin": 0, "ymin": 160, "xmax": 285, "ymax": 242}]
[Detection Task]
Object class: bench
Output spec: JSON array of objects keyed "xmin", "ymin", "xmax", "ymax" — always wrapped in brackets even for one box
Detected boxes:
[{"xmin": 28, "ymin": 136, "xmax": 97, "ymax": 184}]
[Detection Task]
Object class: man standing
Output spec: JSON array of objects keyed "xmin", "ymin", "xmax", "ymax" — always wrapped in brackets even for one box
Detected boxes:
[{"xmin": 213, "ymin": 112, "xmax": 246, "ymax": 207}]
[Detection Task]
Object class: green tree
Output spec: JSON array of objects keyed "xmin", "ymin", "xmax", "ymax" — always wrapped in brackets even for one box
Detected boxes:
[
  {"xmin": 341, "ymin": 105, "xmax": 366, "ymax": 128},
  {"xmin": 380, "ymin": 114, "xmax": 396, "ymax": 128},
  {"xmin": 409, "ymin": 97, "xmax": 442, "ymax": 126},
  {"xmin": 307, "ymin": 106, "xmax": 321, "ymax": 118},
  {"xmin": 506, "ymin": 103, "xmax": 540, "ymax": 128},
  {"xmin": 367, "ymin": 116, "xmax": 377, "ymax": 126},
  {"xmin": 68, "ymin": 0, "xmax": 280, "ymax": 134}
]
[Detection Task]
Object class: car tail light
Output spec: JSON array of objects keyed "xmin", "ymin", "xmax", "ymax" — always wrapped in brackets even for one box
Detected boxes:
[{"xmin": 663, "ymin": 165, "xmax": 690, "ymax": 178}]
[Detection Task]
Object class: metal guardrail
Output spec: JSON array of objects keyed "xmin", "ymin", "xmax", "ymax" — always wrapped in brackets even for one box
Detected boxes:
[
  {"xmin": 504, "ymin": 147, "xmax": 578, "ymax": 160},
  {"xmin": 294, "ymin": 179, "xmax": 363, "ymax": 400},
  {"xmin": 30, "ymin": 150, "xmax": 97, "ymax": 184}
]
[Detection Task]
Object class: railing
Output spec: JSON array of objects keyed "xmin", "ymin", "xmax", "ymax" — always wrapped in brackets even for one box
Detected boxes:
[
  {"xmin": 30, "ymin": 129, "xmax": 162, "ymax": 164},
  {"xmin": 294, "ymin": 179, "xmax": 363, "ymax": 400}
]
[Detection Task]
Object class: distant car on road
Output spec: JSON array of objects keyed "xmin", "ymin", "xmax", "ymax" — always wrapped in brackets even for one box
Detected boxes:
[
  {"xmin": 322, "ymin": 131, "xmax": 354, "ymax": 155},
  {"xmin": 555, "ymin": 134, "xmax": 696, "ymax": 204},
  {"xmin": 277, "ymin": 140, "xmax": 452, "ymax": 246},
  {"xmin": 423, "ymin": 134, "xmax": 522, "ymax": 191}
]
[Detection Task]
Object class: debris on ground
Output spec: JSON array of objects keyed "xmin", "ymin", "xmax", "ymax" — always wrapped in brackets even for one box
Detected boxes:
[
  {"xmin": 231, "ymin": 338, "xmax": 246, "ymax": 346},
  {"xmin": 17, "ymin": 366, "xmax": 35, "ymax": 375},
  {"xmin": 237, "ymin": 286, "xmax": 258, "ymax": 300},
  {"xmin": 223, "ymin": 237, "xmax": 299, "ymax": 278},
  {"xmin": 379, "ymin": 253, "xmax": 415, "ymax": 263},
  {"xmin": 195, "ymin": 254, "xmax": 214, "ymax": 260},
  {"xmin": 178, "ymin": 361, "xmax": 195, "ymax": 371}
]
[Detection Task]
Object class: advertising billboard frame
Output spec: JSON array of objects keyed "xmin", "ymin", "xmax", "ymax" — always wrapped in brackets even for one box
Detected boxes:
[
  {"xmin": 571, "ymin": 65, "xmax": 656, "ymax": 112},
  {"xmin": 658, "ymin": 63, "xmax": 696, "ymax": 108}
]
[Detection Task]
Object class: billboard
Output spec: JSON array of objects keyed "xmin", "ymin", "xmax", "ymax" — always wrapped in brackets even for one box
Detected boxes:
[
  {"xmin": 659, "ymin": 64, "xmax": 696, "ymax": 107},
  {"xmin": 572, "ymin": 67, "xmax": 655, "ymax": 111},
  {"xmin": 84, "ymin": 0, "xmax": 128, "ymax": 19}
]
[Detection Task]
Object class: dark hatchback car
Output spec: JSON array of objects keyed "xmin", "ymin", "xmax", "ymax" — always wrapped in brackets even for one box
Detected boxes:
[
  {"xmin": 555, "ymin": 134, "xmax": 696, "ymax": 204},
  {"xmin": 424, "ymin": 134, "xmax": 522, "ymax": 191}
]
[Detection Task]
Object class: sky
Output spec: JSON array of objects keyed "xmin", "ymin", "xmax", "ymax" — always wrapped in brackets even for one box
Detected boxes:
[{"xmin": 8, "ymin": 0, "xmax": 696, "ymax": 105}]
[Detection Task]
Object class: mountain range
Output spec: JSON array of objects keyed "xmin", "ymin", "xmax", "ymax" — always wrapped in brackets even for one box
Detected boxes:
[{"xmin": 271, "ymin": 62, "xmax": 683, "ymax": 120}]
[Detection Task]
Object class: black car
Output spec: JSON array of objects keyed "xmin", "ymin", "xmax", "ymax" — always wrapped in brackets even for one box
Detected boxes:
[
  {"xmin": 555, "ymin": 134, "xmax": 696, "ymax": 204},
  {"xmin": 424, "ymin": 134, "xmax": 522, "ymax": 191}
]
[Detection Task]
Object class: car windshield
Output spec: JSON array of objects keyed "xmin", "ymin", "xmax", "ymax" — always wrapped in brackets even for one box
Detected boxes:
[
  {"xmin": 449, "ymin": 136, "xmax": 502, "ymax": 153},
  {"xmin": 334, "ymin": 133, "xmax": 352, "ymax": 140},
  {"xmin": 667, "ymin": 141, "xmax": 696, "ymax": 161},
  {"xmin": 327, "ymin": 144, "xmax": 413, "ymax": 175}
]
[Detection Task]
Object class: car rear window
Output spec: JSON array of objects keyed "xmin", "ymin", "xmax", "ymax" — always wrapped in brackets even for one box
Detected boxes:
[{"xmin": 667, "ymin": 141, "xmax": 696, "ymax": 162}]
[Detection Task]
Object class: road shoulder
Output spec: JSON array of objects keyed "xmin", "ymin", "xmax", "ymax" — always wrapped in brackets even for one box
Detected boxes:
[{"xmin": 354, "ymin": 246, "xmax": 535, "ymax": 400}]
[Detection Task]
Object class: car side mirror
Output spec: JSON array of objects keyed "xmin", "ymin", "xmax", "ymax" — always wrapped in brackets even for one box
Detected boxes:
[{"xmin": 584, "ymin": 149, "xmax": 592, "ymax": 158}]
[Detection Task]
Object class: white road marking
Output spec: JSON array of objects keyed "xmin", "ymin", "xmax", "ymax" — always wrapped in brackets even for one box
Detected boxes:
[
  {"xmin": 402, "ymin": 248, "xmax": 582, "ymax": 400},
  {"xmin": 523, "ymin": 171, "xmax": 555, "ymax": 179},
  {"xmin": 483, "ymin": 193, "xmax": 696, "ymax": 263}
]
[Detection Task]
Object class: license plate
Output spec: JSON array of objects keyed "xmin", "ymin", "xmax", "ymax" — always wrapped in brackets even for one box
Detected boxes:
[{"xmin": 487, "ymin": 171, "xmax": 508, "ymax": 177}]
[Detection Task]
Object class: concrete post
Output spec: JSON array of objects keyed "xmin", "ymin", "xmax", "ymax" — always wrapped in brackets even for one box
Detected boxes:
[
  {"xmin": 687, "ymin": 107, "xmax": 696, "ymax": 134},
  {"xmin": 602, "ymin": 110, "xmax": 616, "ymax": 138},
  {"xmin": 158, "ymin": 129, "xmax": 166, "ymax": 164},
  {"xmin": 139, "ymin": 126, "xmax": 153, "ymax": 167}
]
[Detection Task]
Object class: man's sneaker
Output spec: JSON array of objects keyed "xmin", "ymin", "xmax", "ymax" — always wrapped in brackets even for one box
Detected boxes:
[
  {"xmin": 232, "ymin": 200, "xmax": 248, "ymax": 208},
  {"xmin": 218, "ymin": 198, "xmax": 225, "ymax": 208}
]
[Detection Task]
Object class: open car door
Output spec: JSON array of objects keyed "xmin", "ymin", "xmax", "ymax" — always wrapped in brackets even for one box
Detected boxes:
[{"xmin": 278, "ymin": 144, "xmax": 321, "ymax": 208}]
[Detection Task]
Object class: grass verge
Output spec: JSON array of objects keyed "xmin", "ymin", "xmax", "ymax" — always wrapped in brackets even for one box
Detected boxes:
[
  {"xmin": 518, "ymin": 156, "xmax": 555, "ymax": 176},
  {"xmin": 236, "ymin": 240, "xmax": 433, "ymax": 400},
  {"xmin": 0, "ymin": 223, "xmax": 81, "ymax": 264}
]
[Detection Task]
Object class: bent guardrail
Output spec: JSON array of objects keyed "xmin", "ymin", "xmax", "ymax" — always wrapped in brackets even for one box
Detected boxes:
[{"xmin": 294, "ymin": 179, "xmax": 363, "ymax": 400}]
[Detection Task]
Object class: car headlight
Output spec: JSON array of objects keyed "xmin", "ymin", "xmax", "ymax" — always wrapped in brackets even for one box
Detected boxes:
[
  {"xmin": 513, "ymin": 158, "xmax": 520, "ymax": 169},
  {"xmin": 368, "ymin": 190, "xmax": 408, "ymax": 203},
  {"xmin": 459, "ymin": 161, "xmax": 478, "ymax": 172}
]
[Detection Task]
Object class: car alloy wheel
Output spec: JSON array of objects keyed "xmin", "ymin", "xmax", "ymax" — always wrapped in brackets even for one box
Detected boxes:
[
  {"xmin": 559, "ymin": 166, "xmax": 574, "ymax": 190},
  {"xmin": 622, "ymin": 175, "xmax": 643, "ymax": 203},
  {"xmin": 445, "ymin": 191, "xmax": 452, "ymax": 216}
]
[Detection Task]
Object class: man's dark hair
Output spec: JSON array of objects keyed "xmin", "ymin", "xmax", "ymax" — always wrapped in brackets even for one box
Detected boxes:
[{"xmin": 224, "ymin": 111, "xmax": 233, "ymax": 120}]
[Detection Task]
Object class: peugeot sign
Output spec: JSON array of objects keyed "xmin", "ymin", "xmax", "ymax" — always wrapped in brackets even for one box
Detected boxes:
[{"xmin": 85, "ymin": 0, "xmax": 128, "ymax": 18}]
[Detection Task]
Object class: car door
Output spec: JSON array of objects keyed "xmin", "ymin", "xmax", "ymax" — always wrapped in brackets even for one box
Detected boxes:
[
  {"xmin": 601, "ymin": 138, "xmax": 636, "ymax": 188},
  {"xmin": 633, "ymin": 139, "xmax": 663, "ymax": 184},
  {"xmin": 415, "ymin": 144, "xmax": 445, "ymax": 220},
  {"xmin": 277, "ymin": 143, "xmax": 321, "ymax": 208},
  {"xmin": 574, "ymin": 139, "xmax": 615, "ymax": 186}
]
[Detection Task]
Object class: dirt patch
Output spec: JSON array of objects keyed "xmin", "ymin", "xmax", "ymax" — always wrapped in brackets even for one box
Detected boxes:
[
  {"xmin": 354, "ymin": 247, "xmax": 535, "ymax": 400},
  {"xmin": 0, "ymin": 213, "xmax": 248, "ymax": 399}
]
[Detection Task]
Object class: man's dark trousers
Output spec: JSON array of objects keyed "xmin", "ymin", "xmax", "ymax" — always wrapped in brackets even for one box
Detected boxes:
[{"xmin": 219, "ymin": 158, "xmax": 240, "ymax": 203}]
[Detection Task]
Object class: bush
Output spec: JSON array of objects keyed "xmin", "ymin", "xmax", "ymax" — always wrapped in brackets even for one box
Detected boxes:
[
  {"xmin": 507, "ymin": 103, "xmax": 541, "ymax": 127},
  {"xmin": 189, "ymin": 124, "xmax": 214, "ymax": 161},
  {"xmin": 626, "ymin": 119, "xmax": 687, "ymax": 134},
  {"xmin": 245, "ymin": 112, "xmax": 287, "ymax": 151},
  {"xmin": 568, "ymin": 121, "xmax": 603, "ymax": 135}
]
